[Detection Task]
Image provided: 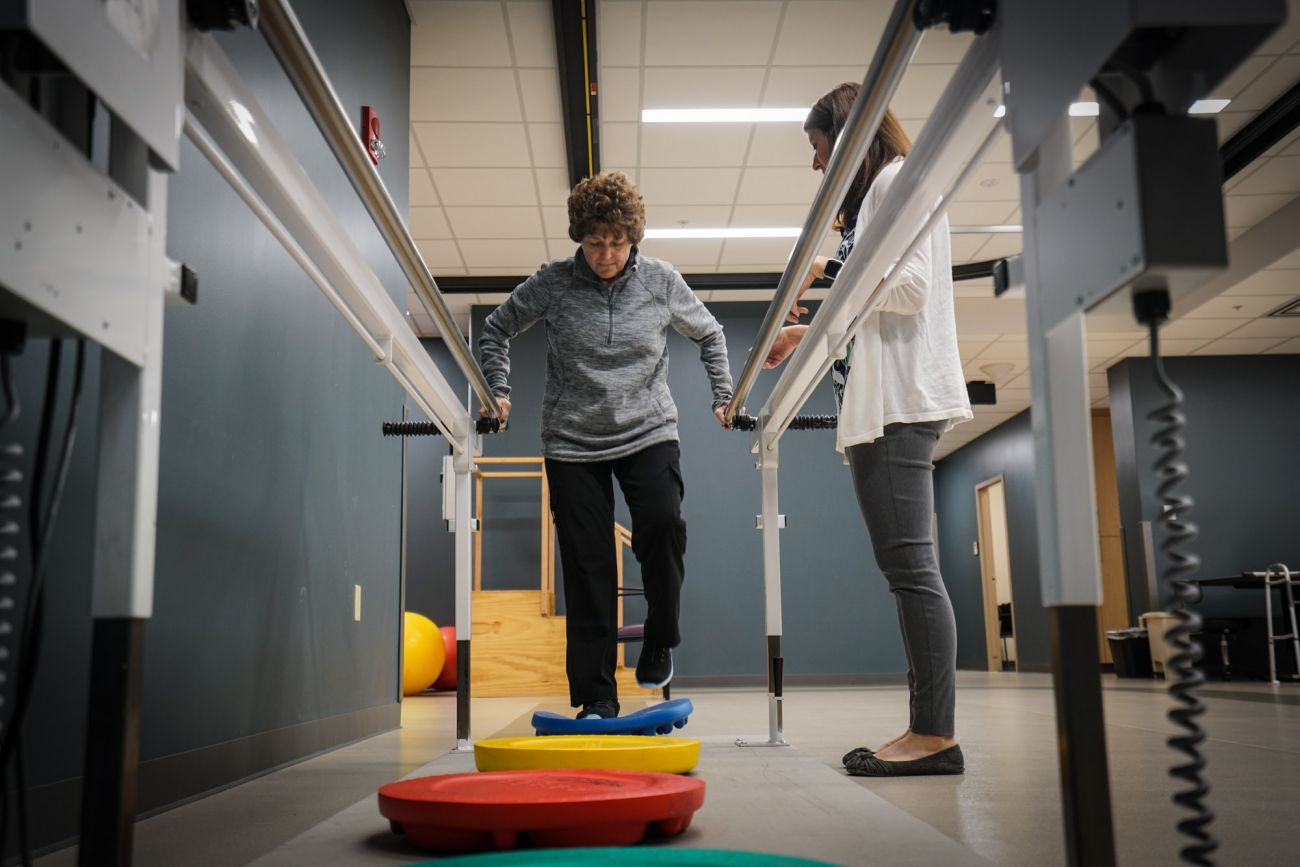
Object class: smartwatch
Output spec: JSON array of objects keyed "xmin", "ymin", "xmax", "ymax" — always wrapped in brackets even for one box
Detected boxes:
[{"xmin": 822, "ymin": 258, "xmax": 843, "ymax": 281}]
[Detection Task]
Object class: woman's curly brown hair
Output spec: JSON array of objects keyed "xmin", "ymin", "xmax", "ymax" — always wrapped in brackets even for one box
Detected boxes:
[{"xmin": 567, "ymin": 172, "xmax": 646, "ymax": 244}]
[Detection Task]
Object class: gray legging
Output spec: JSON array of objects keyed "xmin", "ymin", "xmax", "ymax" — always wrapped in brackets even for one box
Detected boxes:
[{"xmin": 846, "ymin": 420, "xmax": 957, "ymax": 737}]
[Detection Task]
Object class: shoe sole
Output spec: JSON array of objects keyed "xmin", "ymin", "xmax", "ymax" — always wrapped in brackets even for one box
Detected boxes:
[{"xmin": 636, "ymin": 658, "xmax": 674, "ymax": 689}]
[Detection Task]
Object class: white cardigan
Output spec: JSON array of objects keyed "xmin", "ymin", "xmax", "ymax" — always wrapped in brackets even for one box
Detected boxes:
[{"xmin": 835, "ymin": 159, "xmax": 972, "ymax": 452}]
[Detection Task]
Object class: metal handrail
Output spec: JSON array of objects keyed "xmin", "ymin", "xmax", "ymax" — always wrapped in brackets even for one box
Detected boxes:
[
  {"xmin": 257, "ymin": 0, "xmax": 501, "ymax": 418},
  {"xmin": 726, "ymin": 0, "xmax": 922, "ymax": 423}
]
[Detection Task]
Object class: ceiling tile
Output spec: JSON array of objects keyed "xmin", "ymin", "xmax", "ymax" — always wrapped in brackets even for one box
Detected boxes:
[
  {"xmin": 950, "ymin": 234, "xmax": 992, "ymax": 261},
  {"xmin": 410, "ymin": 1, "xmax": 512, "ymax": 67},
  {"xmin": 445, "ymin": 206, "xmax": 543, "ymax": 239},
  {"xmin": 1191, "ymin": 336, "xmax": 1290, "ymax": 355},
  {"xmin": 506, "ymin": 1, "xmax": 557, "ymax": 67},
  {"xmin": 972, "ymin": 233, "xmax": 1022, "ymax": 260},
  {"xmin": 1215, "ymin": 111, "xmax": 1255, "ymax": 142},
  {"xmin": 892, "ymin": 64, "xmax": 960, "ymax": 120},
  {"xmin": 413, "ymin": 123, "xmax": 533, "ymax": 167},
  {"xmin": 1270, "ymin": 247, "xmax": 1300, "ymax": 268},
  {"xmin": 643, "ymin": 67, "xmax": 767, "ymax": 109},
  {"xmin": 735, "ymin": 167, "xmax": 821, "ymax": 204},
  {"xmin": 1223, "ymin": 268, "xmax": 1300, "ymax": 295},
  {"xmin": 1186, "ymin": 294, "xmax": 1288, "ymax": 319},
  {"xmin": 416, "ymin": 239, "xmax": 465, "ymax": 270},
  {"xmin": 913, "ymin": 28, "xmax": 974, "ymax": 64},
  {"xmin": 459, "ymin": 239, "xmax": 549, "ymax": 268},
  {"xmin": 535, "ymin": 167, "xmax": 573, "ymax": 202},
  {"xmin": 639, "ymin": 238, "xmax": 725, "ymax": 266},
  {"xmin": 1087, "ymin": 338, "xmax": 1143, "ymax": 358},
  {"xmin": 1159, "ymin": 317, "xmax": 1243, "ymax": 340},
  {"xmin": 1231, "ymin": 55, "xmax": 1300, "ymax": 112},
  {"xmin": 542, "ymin": 207, "xmax": 570, "ymax": 238},
  {"xmin": 409, "ymin": 131, "xmax": 423, "ymax": 166},
  {"xmin": 599, "ymin": 0, "xmax": 644, "ymax": 66},
  {"xmin": 411, "ymin": 69, "xmax": 522, "ymax": 121},
  {"xmin": 747, "ymin": 125, "xmax": 812, "ymax": 167},
  {"xmin": 599, "ymin": 68, "xmax": 642, "ymax": 121},
  {"xmin": 730, "ymin": 203, "xmax": 820, "ymax": 226},
  {"xmin": 773, "ymin": 1, "xmax": 888, "ymax": 66},
  {"xmin": 410, "ymin": 207, "xmax": 453, "ymax": 239},
  {"xmin": 1229, "ymin": 156, "xmax": 1300, "ymax": 195},
  {"xmin": 645, "ymin": 205, "xmax": 735, "ymax": 228},
  {"xmin": 605, "ymin": 166, "xmax": 640, "ymax": 182},
  {"xmin": 547, "ymin": 238, "xmax": 577, "ymax": 259},
  {"xmin": 946, "ymin": 201, "xmax": 1019, "ymax": 226},
  {"xmin": 528, "ymin": 123, "xmax": 567, "ymax": 168},
  {"xmin": 641, "ymin": 124, "xmax": 753, "ymax": 167},
  {"xmin": 640, "ymin": 167, "xmax": 742, "ymax": 204},
  {"xmin": 952, "ymin": 161, "xmax": 1020, "ymax": 202},
  {"xmin": 410, "ymin": 168, "xmax": 439, "ymax": 206},
  {"xmin": 958, "ymin": 337, "xmax": 996, "ymax": 357},
  {"xmin": 1208, "ymin": 55, "xmax": 1274, "ymax": 100},
  {"xmin": 518, "ymin": 68, "xmax": 563, "ymax": 122},
  {"xmin": 718, "ymin": 237, "xmax": 798, "ymax": 265},
  {"xmin": 761, "ymin": 66, "xmax": 865, "ymax": 107},
  {"xmin": 602, "ymin": 122, "xmax": 640, "ymax": 166},
  {"xmin": 1223, "ymin": 193, "xmax": 1294, "ymax": 227},
  {"xmin": 432, "ymin": 168, "xmax": 538, "ymax": 205},
  {"xmin": 1262, "ymin": 336, "xmax": 1300, "ymax": 354},
  {"xmin": 974, "ymin": 339, "xmax": 1028, "ymax": 361},
  {"xmin": 1223, "ymin": 316, "xmax": 1300, "ymax": 339},
  {"xmin": 644, "ymin": 1, "xmax": 784, "ymax": 66}
]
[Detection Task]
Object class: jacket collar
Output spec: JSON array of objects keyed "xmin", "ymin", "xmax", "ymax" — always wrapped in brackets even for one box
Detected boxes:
[{"xmin": 575, "ymin": 245, "xmax": 641, "ymax": 286}]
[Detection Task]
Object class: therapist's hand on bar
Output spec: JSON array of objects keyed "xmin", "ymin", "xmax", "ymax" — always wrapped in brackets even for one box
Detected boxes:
[{"xmin": 786, "ymin": 256, "xmax": 829, "ymax": 323}]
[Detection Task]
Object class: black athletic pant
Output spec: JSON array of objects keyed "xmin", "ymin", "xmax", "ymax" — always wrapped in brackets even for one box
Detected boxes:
[{"xmin": 545, "ymin": 441, "xmax": 686, "ymax": 707}]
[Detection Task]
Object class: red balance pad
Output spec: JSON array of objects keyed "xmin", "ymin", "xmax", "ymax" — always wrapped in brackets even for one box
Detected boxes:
[{"xmin": 378, "ymin": 769, "xmax": 706, "ymax": 852}]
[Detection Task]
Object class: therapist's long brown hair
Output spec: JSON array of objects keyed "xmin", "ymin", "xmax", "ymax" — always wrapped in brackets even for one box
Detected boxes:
[{"xmin": 805, "ymin": 82, "xmax": 912, "ymax": 231}]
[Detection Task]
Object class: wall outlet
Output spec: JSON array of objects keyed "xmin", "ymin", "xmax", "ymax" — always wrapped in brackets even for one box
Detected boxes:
[{"xmin": 354, "ymin": 584, "xmax": 362, "ymax": 622}]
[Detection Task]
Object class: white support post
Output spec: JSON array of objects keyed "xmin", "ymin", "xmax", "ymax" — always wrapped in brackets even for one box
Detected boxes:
[
  {"xmin": 737, "ymin": 428, "xmax": 789, "ymax": 747},
  {"xmin": 452, "ymin": 433, "xmax": 475, "ymax": 751},
  {"xmin": 1020, "ymin": 114, "xmax": 1116, "ymax": 867}
]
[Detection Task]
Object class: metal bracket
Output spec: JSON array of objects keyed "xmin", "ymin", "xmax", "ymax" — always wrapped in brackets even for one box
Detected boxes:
[{"xmin": 755, "ymin": 515, "xmax": 787, "ymax": 530}]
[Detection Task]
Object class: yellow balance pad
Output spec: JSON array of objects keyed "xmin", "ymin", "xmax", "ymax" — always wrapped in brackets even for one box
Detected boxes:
[{"xmin": 474, "ymin": 735, "xmax": 700, "ymax": 774}]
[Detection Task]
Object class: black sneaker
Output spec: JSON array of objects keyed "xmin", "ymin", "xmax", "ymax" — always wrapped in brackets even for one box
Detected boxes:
[
  {"xmin": 577, "ymin": 699, "xmax": 619, "ymax": 720},
  {"xmin": 636, "ymin": 645, "xmax": 673, "ymax": 689}
]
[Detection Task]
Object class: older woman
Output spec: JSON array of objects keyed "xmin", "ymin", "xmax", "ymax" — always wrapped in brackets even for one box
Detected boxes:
[{"xmin": 478, "ymin": 172, "xmax": 733, "ymax": 719}]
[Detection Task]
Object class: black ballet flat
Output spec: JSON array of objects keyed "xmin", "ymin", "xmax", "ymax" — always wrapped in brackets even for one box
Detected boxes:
[
  {"xmin": 841, "ymin": 746, "xmax": 876, "ymax": 769},
  {"xmin": 844, "ymin": 744, "xmax": 965, "ymax": 777}
]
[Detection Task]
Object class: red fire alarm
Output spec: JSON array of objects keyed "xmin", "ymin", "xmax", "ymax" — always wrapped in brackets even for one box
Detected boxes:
[{"xmin": 361, "ymin": 105, "xmax": 385, "ymax": 165}]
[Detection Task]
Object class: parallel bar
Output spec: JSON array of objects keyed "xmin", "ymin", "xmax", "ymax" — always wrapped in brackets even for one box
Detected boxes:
[
  {"xmin": 727, "ymin": 0, "xmax": 922, "ymax": 423},
  {"xmin": 256, "ymin": 0, "xmax": 499, "ymax": 416}
]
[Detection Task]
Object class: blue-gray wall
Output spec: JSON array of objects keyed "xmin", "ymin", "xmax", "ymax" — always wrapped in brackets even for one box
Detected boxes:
[
  {"xmin": 8, "ymin": 2, "xmax": 411, "ymax": 855},
  {"xmin": 1108, "ymin": 354, "xmax": 1300, "ymax": 619},
  {"xmin": 933, "ymin": 412, "xmax": 1051, "ymax": 672},
  {"xmin": 461, "ymin": 300, "xmax": 913, "ymax": 679}
]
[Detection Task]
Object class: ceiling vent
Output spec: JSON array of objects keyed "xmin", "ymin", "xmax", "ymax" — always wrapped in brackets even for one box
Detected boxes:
[{"xmin": 1266, "ymin": 296, "xmax": 1300, "ymax": 318}]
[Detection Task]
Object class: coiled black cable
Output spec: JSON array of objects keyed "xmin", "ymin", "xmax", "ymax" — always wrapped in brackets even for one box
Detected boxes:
[{"xmin": 1136, "ymin": 288, "xmax": 1217, "ymax": 866}]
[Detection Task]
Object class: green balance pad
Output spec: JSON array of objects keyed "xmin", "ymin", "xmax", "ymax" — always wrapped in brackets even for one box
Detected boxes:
[{"xmin": 410, "ymin": 848, "xmax": 839, "ymax": 866}]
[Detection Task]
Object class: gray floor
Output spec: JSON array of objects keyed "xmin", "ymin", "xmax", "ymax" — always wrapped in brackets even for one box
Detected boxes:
[{"xmin": 35, "ymin": 672, "xmax": 1300, "ymax": 866}]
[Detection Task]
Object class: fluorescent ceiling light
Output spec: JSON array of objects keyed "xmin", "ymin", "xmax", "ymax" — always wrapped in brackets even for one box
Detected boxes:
[
  {"xmin": 644, "ymin": 227, "xmax": 802, "ymax": 239},
  {"xmin": 993, "ymin": 102, "xmax": 1096, "ymax": 117},
  {"xmin": 641, "ymin": 108, "xmax": 807, "ymax": 123}
]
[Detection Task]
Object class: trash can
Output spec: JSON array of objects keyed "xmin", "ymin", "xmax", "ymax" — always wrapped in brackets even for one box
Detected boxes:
[
  {"xmin": 1106, "ymin": 628, "xmax": 1153, "ymax": 678},
  {"xmin": 1140, "ymin": 611, "xmax": 1180, "ymax": 678}
]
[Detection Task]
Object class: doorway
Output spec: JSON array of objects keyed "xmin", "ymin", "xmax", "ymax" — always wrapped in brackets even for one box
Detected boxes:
[{"xmin": 976, "ymin": 476, "xmax": 1016, "ymax": 671}]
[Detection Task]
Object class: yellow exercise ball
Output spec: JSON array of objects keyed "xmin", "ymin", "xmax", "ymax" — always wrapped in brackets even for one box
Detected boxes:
[{"xmin": 403, "ymin": 611, "xmax": 447, "ymax": 696}]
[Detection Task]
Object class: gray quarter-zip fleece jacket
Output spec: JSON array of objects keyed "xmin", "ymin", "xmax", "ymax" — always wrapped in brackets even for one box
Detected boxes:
[{"xmin": 479, "ymin": 248, "xmax": 733, "ymax": 462}]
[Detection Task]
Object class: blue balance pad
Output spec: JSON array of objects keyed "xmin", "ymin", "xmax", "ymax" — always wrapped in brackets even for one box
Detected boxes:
[{"xmin": 532, "ymin": 698, "xmax": 693, "ymax": 736}]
